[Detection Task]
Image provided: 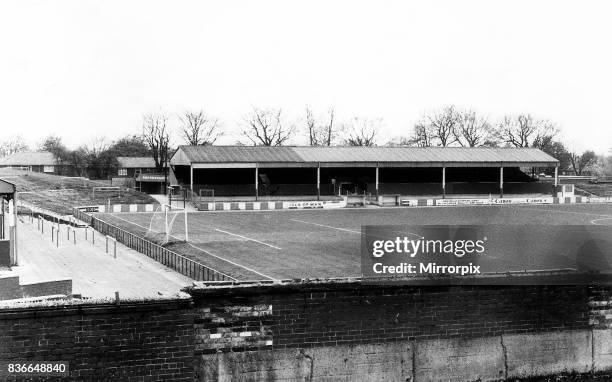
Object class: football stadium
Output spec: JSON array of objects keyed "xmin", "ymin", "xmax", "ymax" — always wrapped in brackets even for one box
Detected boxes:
[
  {"xmin": 170, "ymin": 145, "xmax": 559, "ymax": 201},
  {"xmin": 3, "ymin": 146, "xmax": 612, "ymax": 381},
  {"xmin": 76, "ymin": 145, "xmax": 611, "ymax": 283}
]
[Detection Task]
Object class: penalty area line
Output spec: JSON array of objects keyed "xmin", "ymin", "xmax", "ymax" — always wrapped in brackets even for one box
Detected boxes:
[
  {"xmin": 214, "ymin": 228, "xmax": 282, "ymax": 250},
  {"xmin": 290, "ymin": 219, "xmax": 361, "ymax": 234},
  {"xmin": 289, "ymin": 219, "xmax": 422, "ymax": 238}
]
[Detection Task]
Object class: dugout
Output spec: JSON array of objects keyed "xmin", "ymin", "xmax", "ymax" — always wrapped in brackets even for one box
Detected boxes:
[{"xmin": 170, "ymin": 146, "xmax": 560, "ymax": 199}]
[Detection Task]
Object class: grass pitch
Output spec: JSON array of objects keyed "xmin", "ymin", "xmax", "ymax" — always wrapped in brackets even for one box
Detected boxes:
[{"xmin": 95, "ymin": 203, "xmax": 612, "ymax": 281}]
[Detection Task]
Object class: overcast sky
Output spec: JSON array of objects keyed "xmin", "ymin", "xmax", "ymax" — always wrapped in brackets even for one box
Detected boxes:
[{"xmin": 1, "ymin": 0, "xmax": 611, "ymax": 153}]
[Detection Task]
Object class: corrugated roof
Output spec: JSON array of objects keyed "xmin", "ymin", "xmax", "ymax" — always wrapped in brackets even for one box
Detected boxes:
[
  {"xmin": 175, "ymin": 146, "xmax": 303, "ymax": 163},
  {"xmin": 0, "ymin": 151, "xmax": 56, "ymax": 166},
  {"xmin": 171, "ymin": 146, "xmax": 559, "ymax": 165},
  {"xmin": 117, "ymin": 156, "xmax": 158, "ymax": 168}
]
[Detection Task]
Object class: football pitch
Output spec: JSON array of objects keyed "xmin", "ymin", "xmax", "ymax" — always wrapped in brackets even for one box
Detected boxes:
[{"xmin": 94, "ymin": 203, "xmax": 612, "ymax": 281}]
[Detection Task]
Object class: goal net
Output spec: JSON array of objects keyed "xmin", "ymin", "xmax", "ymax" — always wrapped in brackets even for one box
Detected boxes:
[{"xmin": 145, "ymin": 204, "xmax": 189, "ymax": 245}]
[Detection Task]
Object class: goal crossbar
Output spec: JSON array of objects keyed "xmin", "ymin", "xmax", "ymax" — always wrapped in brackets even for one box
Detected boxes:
[
  {"xmin": 92, "ymin": 186, "xmax": 121, "ymax": 198},
  {"xmin": 147, "ymin": 204, "xmax": 189, "ymax": 243}
]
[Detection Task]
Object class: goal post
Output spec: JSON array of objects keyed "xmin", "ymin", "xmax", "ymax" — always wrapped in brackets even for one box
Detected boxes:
[
  {"xmin": 92, "ymin": 186, "xmax": 121, "ymax": 199},
  {"xmin": 146, "ymin": 204, "xmax": 189, "ymax": 245},
  {"xmin": 199, "ymin": 189, "xmax": 215, "ymax": 204}
]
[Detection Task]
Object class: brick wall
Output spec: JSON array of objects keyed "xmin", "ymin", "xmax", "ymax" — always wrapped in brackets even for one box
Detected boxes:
[
  {"xmin": 190, "ymin": 282, "xmax": 591, "ymax": 353},
  {"xmin": 0, "ymin": 299, "xmax": 195, "ymax": 381},
  {"xmin": 1, "ymin": 281, "xmax": 611, "ymax": 381},
  {"xmin": 589, "ymin": 286, "xmax": 612, "ymax": 329}
]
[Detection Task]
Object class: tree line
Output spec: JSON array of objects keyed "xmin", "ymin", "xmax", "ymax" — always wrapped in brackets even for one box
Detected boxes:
[{"xmin": 0, "ymin": 106, "xmax": 610, "ymax": 179}]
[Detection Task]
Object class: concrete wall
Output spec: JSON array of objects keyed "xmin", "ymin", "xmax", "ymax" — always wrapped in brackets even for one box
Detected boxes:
[
  {"xmin": 198, "ymin": 331, "xmax": 603, "ymax": 381},
  {"xmin": 0, "ymin": 276, "xmax": 21, "ymax": 300},
  {"xmin": 0, "ymin": 275, "xmax": 71, "ymax": 300},
  {"xmin": 201, "ymin": 342, "xmax": 412, "ymax": 382},
  {"xmin": 20, "ymin": 279, "xmax": 72, "ymax": 298},
  {"xmin": 0, "ymin": 239, "xmax": 9, "ymax": 266}
]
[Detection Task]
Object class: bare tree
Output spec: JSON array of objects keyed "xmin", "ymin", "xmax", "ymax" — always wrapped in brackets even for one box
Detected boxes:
[
  {"xmin": 142, "ymin": 113, "xmax": 170, "ymax": 171},
  {"xmin": 179, "ymin": 110, "xmax": 221, "ymax": 146},
  {"xmin": 38, "ymin": 135, "xmax": 69, "ymax": 164},
  {"xmin": 427, "ymin": 106, "xmax": 461, "ymax": 147},
  {"xmin": 342, "ymin": 117, "xmax": 381, "ymax": 146},
  {"xmin": 409, "ymin": 122, "xmax": 435, "ymax": 147},
  {"xmin": 386, "ymin": 136, "xmax": 412, "ymax": 147},
  {"xmin": 568, "ymin": 150, "xmax": 598, "ymax": 175},
  {"xmin": 81, "ymin": 137, "xmax": 111, "ymax": 157},
  {"xmin": 0, "ymin": 135, "xmax": 28, "ymax": 157},
  {"xmin": 79, "ymin": 137, "xmax": 113, "ymax": 179},
  {"xmin": 408, "ymin": 106, "xmax": 461, "ymax": 147},
  {"xmin": 242, "ymin": 108, "xmax": 294, "ymax": 146},
  {"xmin": 305, "ymin": 106, "xmax": 336, "ymax": 146},
  {"xmin": 495, "ymin": 114, "xmax": 558, "ymax": 148},
  {"xmin": 453, "ymin": 110, "xmax": 491, "ymax": 147}
]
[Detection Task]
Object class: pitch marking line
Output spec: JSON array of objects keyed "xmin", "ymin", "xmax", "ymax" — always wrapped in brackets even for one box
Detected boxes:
[
  {"xmin": 214, "ymin": 228, "xmax": 282, "ymax": 250},
  {"xmin": 290, "ymin": 219, "xmax": 362, "ymax": 234},
  {"xmin": 186, "ymin": 242, "xmax": 278, "ymax": 281},
  {"xmin": 289, "ymin": 219, "xmax": 422, "ymax": 239},
  {"xmin": 592, "ymin": 217, "xmax": 612, "ymax": 225},
  {"xmin": 100, "ymin": 214, "xmax": 278, "ymax": 281},
  {"xmin": 516, "ymin": 206, "xmax": 612, "ymax": 220}
]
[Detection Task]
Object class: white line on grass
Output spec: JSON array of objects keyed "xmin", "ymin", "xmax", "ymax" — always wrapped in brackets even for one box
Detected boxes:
[
  {"xmin": 106, "ymin": 213, "xmax": 152, "ymax": 230},
  {"xmin": 290, "ymin": 219, "xmax": 362, "ymax": 234},
  {"xmin": 214, "ymin": 228, "xmax": 282, "ymax": 250},
  {"xmin": 186, "ymin": 242, "xmax": 278, "ymax": 281},
  {"xmin": 289, "ymin": 218, "xmax": 422, "ymax": 238},
  {"xmin": 100, "ymin": 214, "xmax": 278, "ymax": 281},
  {"xmin": 592, "ymin": 217, "xmax": 612, "ymax": 225},
  {"xmin": 516, "ymin": 206, "xmax": 612, "ymax": 220}
]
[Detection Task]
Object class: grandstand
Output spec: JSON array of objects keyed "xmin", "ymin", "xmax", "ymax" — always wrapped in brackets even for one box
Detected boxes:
[{"xmin": 170, "ymin": 146, "xmax": 559, "ymax": 200}]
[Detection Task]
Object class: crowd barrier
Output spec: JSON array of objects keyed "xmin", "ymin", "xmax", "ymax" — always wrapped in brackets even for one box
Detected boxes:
[{"xmin": 72, "ymin": 208, "xmax": 235, "ymax": 281}]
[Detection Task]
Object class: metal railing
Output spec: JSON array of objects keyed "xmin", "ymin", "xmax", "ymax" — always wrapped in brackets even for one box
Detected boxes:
[{"xmin": 73, "ymin": 208, "xmax": 236, "ymax": 281}]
